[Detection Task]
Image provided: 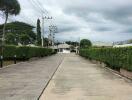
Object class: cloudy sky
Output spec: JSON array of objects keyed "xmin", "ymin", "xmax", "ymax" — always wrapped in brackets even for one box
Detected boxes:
[{"xmin": 1, "ymin": 0, "xmax": 132, "ymax": 42}]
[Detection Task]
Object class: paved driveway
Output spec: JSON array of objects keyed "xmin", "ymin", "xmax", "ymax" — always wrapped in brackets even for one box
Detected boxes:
[
  {"xmin": 0, "ymin": 54, "xmax": 64, "ymax": 100},
  {"xmin": 40, "ymin": 54, "xmax": 132, "ymax": 100}
]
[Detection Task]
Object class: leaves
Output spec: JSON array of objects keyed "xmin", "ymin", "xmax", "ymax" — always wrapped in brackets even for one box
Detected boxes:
[
  {"xmin": 37, "ymin": 19, "xmax": 41, "ymax": 45},
  {"xmin": 80, "ymin": 47, "xmax": 132, "ymax": 71},
  {"xmin": 3, "ymin": 45, "xmax": 53, "ymax": 60},
  {"xmin": 0, "ymin": 21, "xmax": 36, "ymax": 45},
  {"xmin": 0, "ymin": 0, "xmax": 21, "ymax": 15},
  {"xmin": 80, "ymin": 39, "xmax": 92, "ymax": 49}
]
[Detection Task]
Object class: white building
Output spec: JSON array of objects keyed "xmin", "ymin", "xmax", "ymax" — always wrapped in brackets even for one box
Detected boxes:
[
  {"xmin": 58, "ymin": 44, "xmax": 71, "ymax": 53},
  {"xmin": 51, "ymin": 43, "xmax": 71, "ymax": 53}
]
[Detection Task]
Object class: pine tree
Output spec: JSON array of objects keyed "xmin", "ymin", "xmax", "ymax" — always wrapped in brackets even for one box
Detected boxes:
[{"xmin": 37, "ymin": 19, "xmax": 41, "ymax": 45}]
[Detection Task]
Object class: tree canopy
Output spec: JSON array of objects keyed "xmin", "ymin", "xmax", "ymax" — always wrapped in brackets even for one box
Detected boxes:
[
  {"xmin": 0, "ymin": 0, "xmax": 21, "ymax": 50},
  {"xmin": 0, "ymin": 21, "xmax": 34, "ymax": 31},
  {"xmin": 0, "ymin": 0, "xmax": 20, "ymax": 15},
  {"xmin": 0, "ymin": 21, "xmax": 36, "ymax": 45},
  {"xmin": 65, "ymin": 41, "xmax": 79, "ymax": 46},
  {"xmin": 5, "ymin": 33, "xmax": 16, "ymax": 45},
  {"xmin": 80, "ymin": 39, "xmax": 92, "ymax": 48}
]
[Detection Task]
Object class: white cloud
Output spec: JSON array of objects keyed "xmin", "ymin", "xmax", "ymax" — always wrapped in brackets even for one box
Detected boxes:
[{"xmin": 0, "ymin": 0, "xmax": 132, "ymax": 42}]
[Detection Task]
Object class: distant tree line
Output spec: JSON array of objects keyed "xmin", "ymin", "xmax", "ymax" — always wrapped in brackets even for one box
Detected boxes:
[{"xmin": 65, "ymin": 41, "xmax": 79, "ymax": 46}]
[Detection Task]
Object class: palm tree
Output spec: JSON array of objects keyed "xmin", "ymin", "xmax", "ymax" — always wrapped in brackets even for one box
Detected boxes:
[{"xmin": 0, "ymin": 0, "xmax": 21, "ymax": 55}]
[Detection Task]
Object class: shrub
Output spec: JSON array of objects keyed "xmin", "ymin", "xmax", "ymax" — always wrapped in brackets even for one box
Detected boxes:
[
  {"xmin": 80, "ymin": 47, "xmax": 132, "ymax": 71},
  {"xmin": 1, "ymin": 45, "xmax": 54, "ymax": 60}
]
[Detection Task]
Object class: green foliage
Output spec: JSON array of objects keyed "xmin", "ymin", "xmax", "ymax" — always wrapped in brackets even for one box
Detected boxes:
[
  {"xmin": 19, "ymin": 34, "xmax": 30, "ymax": 45},
  {"xmin": 0, "ymin": 0, "xmax": 21, "ymax": 50},
  {"xmin": 128, "ymin": 39, "xmax": 132, "ymax": 44},
  {"xmin": 80, "ymin": 39, "xmax": 92, "ymax": 48},
  {"xmin": 65, "ymin": 41, "xmax": 79, "ymax": 46},
  {"xmin": 43, "ymin": 38, "xmax": 49, "ymax": 47},
  {"xmin": 0, "ymin": 0, "xmax": 21, "ymax": 15},
  {"xmin": 5, "ymin": 33, "xmax": 17, "ymax": 45},
  {"xmin": 2, "ymin": 45, "xmax": 54, "ymax": 60},
  {"xmin": 37, "ymin": 19, "xmax": 41, "ymax": 45},
  {"xmin": 0, "ymin": 21, "xmax": 34, "ymax": 31},
  {"xmin": 0, "ymin": 21, "xmax": 36, "ymax": 45},
  {"xmin": 80, "ymin": 47, "xmax": 132, "ymax": 71}
]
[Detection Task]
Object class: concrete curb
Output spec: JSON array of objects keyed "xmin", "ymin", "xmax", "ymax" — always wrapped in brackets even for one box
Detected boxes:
[{"xmin": 96, "ymin": 62, "xmax": 132, "ymax": 82}]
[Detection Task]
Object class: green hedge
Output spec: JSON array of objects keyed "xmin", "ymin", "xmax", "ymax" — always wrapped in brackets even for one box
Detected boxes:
[
  {"xmin": 80, "ymin": 47, "xmax": 132, "ymax": 71},
  {"xmin": 2, "ymin": 45, "xmax": 54, "ymax": 60}
]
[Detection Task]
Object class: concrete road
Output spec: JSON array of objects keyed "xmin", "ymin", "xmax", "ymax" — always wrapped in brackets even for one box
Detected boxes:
[
  {"xmin": 40, "ymin": 54, "xmax": 132, "ymax": 100},
  {"xmin": 0, "ymin": 54, "xmax": 64, "ymax": 100}
]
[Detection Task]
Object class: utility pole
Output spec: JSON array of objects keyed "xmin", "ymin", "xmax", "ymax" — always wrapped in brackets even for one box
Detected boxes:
[
  {"xmin": 41, "ymin": 17, "xmax": 44, "ymax": 47},
  {"xmin": 49, "ymin": 25, "xmax": 57, "ymax": 47},
  {"xmin": 49, "ymin": 26, "xmax": 52, "ymax": 47},
  {"xmin": 41, "ymin": 16, "xmax": 52, "ymax": 47}
]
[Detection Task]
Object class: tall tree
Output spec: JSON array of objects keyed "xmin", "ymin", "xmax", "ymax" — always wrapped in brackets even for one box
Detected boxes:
[
  {"xmin": 37, "ymin": 19, "xmax": 41, "ymax": 45},
  {"xmin": 0, "ymin": 0, "xmax": 21, "ymax": 53}
]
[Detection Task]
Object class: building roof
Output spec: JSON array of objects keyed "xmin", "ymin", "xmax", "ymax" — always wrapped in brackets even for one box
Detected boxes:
[
  {"xmin": 58, "ymin": 43, "xmax": 70, "ymax": 48},
  {"xmin": 50, "ymin": 43, "xmax": 71, "ymax": 49}
]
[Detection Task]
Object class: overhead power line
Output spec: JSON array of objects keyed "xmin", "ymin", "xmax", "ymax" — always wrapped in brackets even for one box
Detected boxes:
[
  {"xmin": 35, "ymin": 0, "xmax": 49, "ymax": 14},
  {"xmin": 29, "ymin": 0, "xmax": 47, "ymax": 14},
  {"xmin": 32, "ymin": 0, "xmax": 48, "ymax": 14}
]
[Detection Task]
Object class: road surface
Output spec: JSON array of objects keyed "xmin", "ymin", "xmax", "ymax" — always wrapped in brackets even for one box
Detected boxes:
[
  {"xmin": 0, "ymin": 54, "xmax": 64, "ymax": 100},
  {"xmin": 0, "ymin": 53, "xmax": 132, "ymax": 100},
  {"xmin": 40, "ymin": 53, "xmax": 132, "ymax": 100}
]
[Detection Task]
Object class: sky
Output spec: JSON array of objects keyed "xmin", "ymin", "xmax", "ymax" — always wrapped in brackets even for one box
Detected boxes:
[{"xmin": 0, "ymin": 0, "xmax": 132, "ymax": 42}]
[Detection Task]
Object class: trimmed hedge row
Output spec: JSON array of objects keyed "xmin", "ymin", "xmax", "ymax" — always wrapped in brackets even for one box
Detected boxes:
[
  {"xmin": 80, "ymin": 47, "xmax": 132, "ymax": 71},
  {"xmin": 2, "ymin": 45, "xmax": 55, "ymax": 60}
]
